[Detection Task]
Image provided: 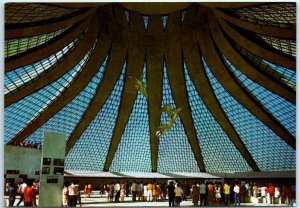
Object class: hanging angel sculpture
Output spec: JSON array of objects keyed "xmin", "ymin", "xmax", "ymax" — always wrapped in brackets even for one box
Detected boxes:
[
  {"xmin": 130, "ymin": 76, "xmax": 181, "ymax": 137},
  {"xmin": 156, "ymin": 104, "xmax": 182, "ymax": 137},
  {"xmin": 134, "ymin": 76, "xmax": 148, "ymax": 99}
]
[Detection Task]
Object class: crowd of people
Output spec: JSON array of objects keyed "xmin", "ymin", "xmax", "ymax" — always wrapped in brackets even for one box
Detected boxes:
[
  {"xmin": 5, "ymin": 179, "xmax": 296, "ymax": 207},
  {"xmin": 5, "ymin": 180, "xmax": 39, "ymax": 207},
  {"xmin": 7, "ymin": 141, "xmax": 42, "ymax": 149},
  {"xmin": 62, "ymin": 181, "xmax": 81, "ymax": 207},
  {"xmin": 102, "ymin": 180, "xmax": 169, "ymax": 203},
  {"xmin": 61, "ymin": 180, "xmax": 296, "ymax": 207}
]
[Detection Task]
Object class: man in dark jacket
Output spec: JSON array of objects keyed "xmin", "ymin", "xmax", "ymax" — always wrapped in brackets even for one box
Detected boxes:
[{"xmin": 167, "ymin": 181, "xmax": 175, "ymax": 206}]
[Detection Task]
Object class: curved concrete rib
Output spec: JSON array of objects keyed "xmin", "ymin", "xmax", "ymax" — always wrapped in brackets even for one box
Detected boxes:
[
  {"xmin": 208, "ymin": 15, "xmax": 295, "ymax": 104},
  {"xmin": 120, "ymin": 3, "xmax": 192, "ymax": 15},
  {"xmin": 214, "ymin": 8, "xmax": 296, "ymax": 39},
  {"xmin": 240, "ymin": 53, "xmax": 296, "ymax": 90},
  {"xmin": 7, "ymin": 17, "xmax": 111, "ymax": 145},
  {"xmin": 215, "ymin": 12, "xmax": 296, "ymax": 71},
  {"xmin": 181, "ymin": 6, "xmax": 259, "ymax": 171},
  {"xmin": 165, "ymin": 11, "xmax": 206, "ymax": 172},
  {"xmin": 103, "ymin": 11, "xmax": 146, "ymax": 171},
  {"xmin": 66, "ymin": 5, "xmax": 128, "ymax": 154},
  {"xmin": 183, "ymin": 45, "xmax": 259, "ymax": 171},
  {"xmin": 197, "ymin": 8, "xmax": 295, "ymax": 150},
  {"xmin": 145, "ymin": 15, "xmax": 164, "ymax": 172},
  {"xmin": 47, "ymin": 3, "xmax": 108, "ymax": 8},
  {"xmin": 5, "ymin": 15, "xmax": 100, "ymax": 107},
  {"xmin": 199, "ymin": 2, "xmax": 264, "ymax": 8},
  {"xmin": 5, "ymin": 17, "xmax": 91, "ymax": 71},
  {"xmin": 5, "ymin": 7, "xmax": 96, "ymax": 39}
]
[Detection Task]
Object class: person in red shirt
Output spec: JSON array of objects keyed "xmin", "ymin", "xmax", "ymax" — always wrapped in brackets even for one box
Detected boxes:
[
  {"xmin": 207, "ymin": 182, "xmax": 215, "ymax": 205},
  {"xmin": 24, "ymin": 182, "xmax": 34, "ymax": 207},
  {"xmin": 267, "ymin": 183, "xmax": 275, "ymax": 204}
]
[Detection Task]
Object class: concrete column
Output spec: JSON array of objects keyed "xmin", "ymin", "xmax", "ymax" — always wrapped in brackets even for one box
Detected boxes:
[{"xmin": 38, "ymin": 132, "xmax": 66, "ymax": 207}]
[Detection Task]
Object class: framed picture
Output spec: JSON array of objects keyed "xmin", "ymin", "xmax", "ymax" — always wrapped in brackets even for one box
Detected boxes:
[
  {"xmin": 42, "ymin": 158, "xmax": 51, "ymax": 165},
  {"xmin": 53, "ymin": 158, "xmax": 64, "ymax": 166},
  {"xmin": 53, "ymin": 167, "xmax": 64, "ymax": 175},
  {"xmin": 6, "ymin": 170, "xmax": 20, "ymax": 174},
  {"xmin": 42, "ymin": 167, "xmax": 50, "ymax": 174},
  {"xmin": 47, "ymin": 177, "xmax": 58, "ymax": 183}
]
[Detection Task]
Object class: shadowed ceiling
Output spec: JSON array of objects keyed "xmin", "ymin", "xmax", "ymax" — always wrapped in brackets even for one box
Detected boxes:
[{"xmin": 4, "ymin": 2, "xmax": 296, "ymax": 173}]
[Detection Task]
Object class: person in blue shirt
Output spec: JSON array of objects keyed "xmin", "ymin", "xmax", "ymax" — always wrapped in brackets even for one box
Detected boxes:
[{"xmin": 8, "ymin": 181, "xmax": 16, "ymax": 207}]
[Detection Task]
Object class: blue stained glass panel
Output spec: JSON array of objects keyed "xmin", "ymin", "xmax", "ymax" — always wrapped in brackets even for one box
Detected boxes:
[
  {"xmin": 184, "ymin": 63, "xmax": 252, "ymax": 173},
  {"xmin": 24, "ymin": 56, "xmax": 109, "ymax": 143},
  {"xmin": 65, "ymin": 62, "xmax": 126, "ymax": 171},
  {"xmin": 262, "ymin": 60, "xmax": 295, "ymax": 88},
  {"xmin": 203, "ymin": 58, "xmax": 296, "ymax": 171},
  {"xmin": 4, "ymin": 46, "xmax": 94, "ymax": 143},
  {"xmin": 224, "ymin": 57, "xmax": 295, "ymax": 137},
  {"xmin": 157, "ymin": 64, "xmax": 200, "ymax": 173},
  {"xmin": 110, "ymin": 63, "xmax": 151, "ymax": 172},
  {"xmin": 5, "ymin": 38, "xmax": 79, "ymax": 95}
]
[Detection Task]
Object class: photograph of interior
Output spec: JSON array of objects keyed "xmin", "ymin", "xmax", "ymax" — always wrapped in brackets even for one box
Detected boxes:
[{"xmin": 4, "ymin": 2, "xmax": 296, "ymax": 207}]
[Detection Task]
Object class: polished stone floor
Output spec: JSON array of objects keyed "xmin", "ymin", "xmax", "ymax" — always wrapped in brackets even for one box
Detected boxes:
[{"xmin": 5, "ymin": 191, "xmax": 293, "ymax": 207}]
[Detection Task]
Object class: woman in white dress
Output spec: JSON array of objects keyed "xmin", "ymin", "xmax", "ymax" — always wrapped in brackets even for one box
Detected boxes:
[
  {"xmin": 215, "ymin": 183, "xmax": 221, "ymax": 204},
  {"xmin": 143, "ymin": 184, "xmax": 148, "ymax": 201},
  {"xmin": 120, "ymin": 181, "xmax": 126, "ymax": 202},
  {"xmin": 62, "ymin": 183, "xmax": 69, "ymax": 207}
]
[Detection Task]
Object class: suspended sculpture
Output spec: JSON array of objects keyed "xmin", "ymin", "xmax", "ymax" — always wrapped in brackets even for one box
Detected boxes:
[
  {"xmin": 156, "ymin": 104, "xmax": 182, "ymax": 137},
  {"xmin": 131, "ymin": 76, "xmax": 181, "ymax": 137},
  {"xmin": 132, "ymin": 76, "xmax": 148, "ymax": 99}
]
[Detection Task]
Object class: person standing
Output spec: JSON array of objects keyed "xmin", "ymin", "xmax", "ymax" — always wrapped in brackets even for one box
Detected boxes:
[
  {"xmin": 68, "ymin": 181, "xmax": 77, "ymax": 207},
  {"xmin": 233, "ymin": 183, "xmax": 240, "ymax": 206},
  {"xmin": 8, "ymin": 181, "xmax": 16, "ymax": 207},
  {"xmin": 182, "ymin": 180, "xmax": 189, "ymax": 201},
  {"xmin": 192, "ymin": 182, "xmax": 200, "ymax": 206},
  {"xmin": 108, "ymin": 182, "xmax": 114, "ymax": 202},
  {"xmin": 267, "ymin": 183, "xmax": 275, "ymax": 204},
  {"xmin": 274, "ymin": 184, "xmax": 280, "ymax": 202},
  {"xmin": 199, "ymin": 181, "xmax": 207, "ymax": 206},
  {"xmin": 156, "ymin": 184, "xmax": 161, "ymax": 202},
  {"xmin": 87, "ymin": 183, "xmax": 92, "ymax": 198},
  {"xmin": 215, "ymin": 182, "xmax": 221, "ymax": 205},
  {"xmin": 143, "ymin": 183, "xmax": 148, "ymax": 201},
  {"xmin": 223, "ymin": 182, "xmax": 230, "ymax": 206},
  {"xmin": 137, "ymin": 181, "xmax": 143, "ymax": 201},
  {"xmin": 207, "ymin": 182, "xmax": 214, "ymax": 205},
  {"xmin": 120, "ymin": 181, "xmax": 126, "ymax": 202},
  {"xmin": 125, "ymin": 181, "xmax": 130, "ymax": 197},
  {"xmin": 131, "ymin": 180, "xmax": 137, "ymax": 201},
  {"xmin": 100, "ymin": 181, "xmax": 105, "ymax": 195},
  {"xmin": 174, "ymin": 182, "xmax": 184, "ymax": 206},
  {"xmin": 161, "ymin": 183, "xmax": 167, "ymax": 200},
  {"xmin": 252, "ymin": 183, "xmax": 258, "ymax": 198},
  {"xmin": 16, "ymin": 181, "xmax": 27, "ymax": 206},
  {"xmin": 147, "ymin": 181, "xmax": 153, "ymax": 202},
  {"xmin": 84, "ymin": 184, "xmax": 88, "ymax": 198},
  {"xmin": 261, "ymin": 184, "xmax": 267, "ymax": 204},
  {"xmin": 114, "ymin": 181, "xmax": 121, "ymax": 202},
  {"xmin": 153, "ymin": 183, "xmax": 158, "ymax": 202},
  {"xmin": 283, "ymin": 184, "xmax": 294, "ymax": 206},
  {"xmin": 23, "ymin": 182, "xmax": 33, "ymax": 207},
  {"xmin": 31, "ymin": 181, "xmax": 39, "ymax": 207},
  {"xmin": 62, "ymin": 182, "xmax": 69, "ymax": 207},
  {"xmin": 167, "ymin": 181, "xmax": 175, "ymax": 207},
  {"xmin": 239, "ymin": 183, "xmax": 246, "ymax": 204}
]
